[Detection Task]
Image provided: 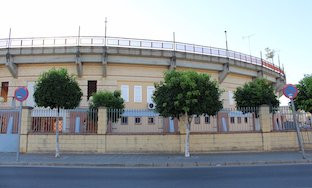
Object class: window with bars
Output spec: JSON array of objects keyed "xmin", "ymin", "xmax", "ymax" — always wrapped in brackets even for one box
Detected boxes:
[
  {"xmin": 194, "ymin": 116, "xmax": 200, "ymax": 124},
  {"xmin": 87, "ymin": 81, "xmax": 97, "ymax": 100},
  {"xmin": 205, "ymin": 116, "xmax": 210, "ymax": 124},
  {"xmin": 230, "ymin": 117, "xmax": 235, "ymax": 124},
  {"xmin": 121, "ymin": 117, "xmax": 128, "ymax": 125},
  {"xmin": 245, "ymin": 117, "xmax": 248, "ymax": 123},
  {"xmin": 237, "ymin": 117, "xmax": 242, "ymax": 124},
  {"xmin": 148, "ymin": 117, "xmax": 155, "ymax": 124},
  {"xmin": 135, "ymin": 117, "xmax": 141, "ymax": 124},
  {"xmin": 1, "ymin": 82, "xmax": 9, "ymax": 102}
]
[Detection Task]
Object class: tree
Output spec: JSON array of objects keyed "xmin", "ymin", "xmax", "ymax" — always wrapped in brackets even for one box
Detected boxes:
[
  {"xmin": 234, "ymin": 78, "xmax": 279, "ymax": 111},
  {"xmin": 264, "ymin": 47, "xmax": 275, "ymax": 63},
  {"xmin": 34, "ymin": 68, "xmax": 82, "ymax": 157},
  {"xmin": 89, "ymin": 90, "xmax": 125, "ymax": 122},
  {"xmin": 90, "ymin": 90, "xmax": 124, "ymax": 109},
  {"xmin": 294, "ymin": 74, "xmax": 312, "ymax": 113},
  {"xmin": 153, "ymin": 70, "xmax": 223, "ymax": 157}
]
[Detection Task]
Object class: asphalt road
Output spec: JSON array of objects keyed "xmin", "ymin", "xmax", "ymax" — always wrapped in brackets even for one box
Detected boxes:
[{"xmin": 1, "ymin": 164, "xmax": 312, "ymax": 188}]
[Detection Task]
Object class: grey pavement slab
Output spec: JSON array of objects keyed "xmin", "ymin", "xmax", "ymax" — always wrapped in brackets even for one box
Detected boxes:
[{"xmin": 1, "ymin": 151, "xmax": 312, "ymax": 167}]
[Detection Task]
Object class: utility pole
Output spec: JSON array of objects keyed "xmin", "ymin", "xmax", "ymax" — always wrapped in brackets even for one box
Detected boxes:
[{"xmin": 242, "ymin": 34, "xmax": 255, "ymax": 57}]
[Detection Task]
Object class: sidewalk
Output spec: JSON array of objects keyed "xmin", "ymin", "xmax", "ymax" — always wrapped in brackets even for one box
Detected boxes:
[{"xmin": 1, "ymin": 151, "xmax": 312, "ymax": 168}]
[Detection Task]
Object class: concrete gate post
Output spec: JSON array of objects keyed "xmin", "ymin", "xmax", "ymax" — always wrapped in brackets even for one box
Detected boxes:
[
  {"xmin": 259, "ymin": 105, "xmax": 272, "ymax": 151},
  {"xmin": 20, "ymin": 106, "xmax": 33, "ymax": 153},
  {"xmin": 97, "ymin": 107, "xmax": 107, "ymax": 134}
]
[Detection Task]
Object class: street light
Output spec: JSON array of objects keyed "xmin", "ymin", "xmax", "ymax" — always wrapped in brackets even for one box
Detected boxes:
[{"xmin": 224, "ymin": 30, "xmax": 228, "ymax": 51}]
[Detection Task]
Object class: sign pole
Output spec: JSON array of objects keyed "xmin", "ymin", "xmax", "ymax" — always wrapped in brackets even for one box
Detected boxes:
[
  {"xmin": 14, "ymin": 87, "xmax": 29, "ymax": 162},
  {"xmin": 16, "ymin": 101, "xmax": 22, "ymax": 161},
  {"xmin": 283, "ymin": 84, "xmax": 305, "ymax": 159},
  {"xmin": 290, "ymin": 98, "xmax": 305, "ymax": 159}
]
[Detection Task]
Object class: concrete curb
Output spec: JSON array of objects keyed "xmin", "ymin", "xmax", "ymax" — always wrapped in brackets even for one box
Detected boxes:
[{"xmin": 1, "ymin": 160, "xmax": 312, "ymax": 168}]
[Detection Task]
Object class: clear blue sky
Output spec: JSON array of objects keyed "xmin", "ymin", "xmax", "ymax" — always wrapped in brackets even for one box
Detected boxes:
[{"xmin": 1, "ymin": 0, "xmax": 311, "ymax": 104}]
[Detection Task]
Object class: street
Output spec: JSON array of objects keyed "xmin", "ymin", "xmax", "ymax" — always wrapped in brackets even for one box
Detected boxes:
[{"xmin": 1, "ymin": 164, "xmax": 312, "ymax": 188}]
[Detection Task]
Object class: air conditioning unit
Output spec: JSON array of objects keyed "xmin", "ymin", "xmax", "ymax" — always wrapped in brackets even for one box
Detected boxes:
[{"xmin": 147, "ymin": 102, "xmax": 155, "ymax": 109}]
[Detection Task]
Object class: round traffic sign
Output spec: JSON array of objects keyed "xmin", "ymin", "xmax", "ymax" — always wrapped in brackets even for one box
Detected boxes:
[
  {"xmin": 14, "ymin": 87, "xmax": 29, "ymax": 102},
  {"xmin": 283, "ymin": 84, "xmax": 298, "ymax": 99}
]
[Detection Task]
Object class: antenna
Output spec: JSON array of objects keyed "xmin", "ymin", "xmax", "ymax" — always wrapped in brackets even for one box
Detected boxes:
[{"xmin": 242, "ymin": 33, "xmax": 255, "ymax": 57}]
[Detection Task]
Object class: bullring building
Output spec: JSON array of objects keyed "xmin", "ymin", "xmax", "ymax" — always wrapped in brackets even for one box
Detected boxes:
[{"xmin": 0, "ymin": 36, "xmax": 285, "ymax": 109}]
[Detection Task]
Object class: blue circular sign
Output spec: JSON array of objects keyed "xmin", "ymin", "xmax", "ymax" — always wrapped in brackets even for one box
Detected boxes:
[
  {"xmin": 14, "ymin": 87, "xmax": 29, "ymax": 102},
  {"xmin": 283, "ymin": 84, "xmax": 298, "ymax": 99}
]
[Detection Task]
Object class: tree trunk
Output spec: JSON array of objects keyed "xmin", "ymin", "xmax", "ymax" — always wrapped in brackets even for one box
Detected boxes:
[
  {"xmin": 184, "ymin": 115, "xmax": 192, "ymax": 157},
  {"xmin": 55, "ymin": 107, "xmax": 60, "ymax": 158}
]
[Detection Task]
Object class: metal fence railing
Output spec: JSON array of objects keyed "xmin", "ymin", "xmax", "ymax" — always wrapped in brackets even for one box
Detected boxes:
[
  {"xmin": 272, "ymin": 106, "xmax": 312, "ymax": 131},
  {"xmin": 191, "ymin": 107, "xmax": 259, "ymax": 133},
  {"xmin": 220, "ymin": 107, "xmax": 260, "ymax": 132},
  {"xmin": 0, "ymin": 36, "xmax": 284, "ymax": 76},
  {"xmin": 107, "ymin": 107, "xmax": 260, "ymax": 134},
  {"xmin": 31, "ymin": 108, "xmax": 97, "ymax": 134},
  {"xmin": 107, "ymin": 109, "xmax": 165, "ymax": 134},
  {"xmin": 68, "ymin": 108, "xmax": 98, "ymax": 134},
  {"xmin": 0, "ymin": 108, "xmax": 20, "ymax": 134}
]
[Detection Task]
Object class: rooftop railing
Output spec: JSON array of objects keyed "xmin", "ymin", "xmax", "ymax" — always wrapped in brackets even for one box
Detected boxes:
[{"xmin": 0, "ymin": 36, "xmax": 285, "ymax": 76}]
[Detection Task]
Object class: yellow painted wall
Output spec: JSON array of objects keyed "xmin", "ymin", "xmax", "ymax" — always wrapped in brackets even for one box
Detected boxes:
[
  {"xmin": 220, "ymin": 74, "xmax": 252, "ymax": 108},
  {"xmin": 25, "ymin": 131, "xmax": 312, "ymax": 154},
  {"xmin": 1, "ymin": 62, "xmax": 254, "ymax": 109}
]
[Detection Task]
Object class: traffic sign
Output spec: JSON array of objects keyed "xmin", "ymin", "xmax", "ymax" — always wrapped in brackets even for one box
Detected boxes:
[
  {"xmin": 14, "ymin": 87, "xmax": 29, "ymax": 102},
  {"xmin": 283, "ymin": 84, "xmax": 298, "ymax": 99}
]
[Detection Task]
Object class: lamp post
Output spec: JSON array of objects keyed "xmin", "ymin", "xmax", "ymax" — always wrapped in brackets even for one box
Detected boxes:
[{"xmin": 224, "ymin": 30, "xmax": 228, "ymax": 52}]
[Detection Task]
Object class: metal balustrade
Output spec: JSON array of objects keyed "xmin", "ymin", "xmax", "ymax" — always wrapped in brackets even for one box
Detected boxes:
[{"xmin": 0, "ymin": 36, "xmax": 284, "ymax": 75}]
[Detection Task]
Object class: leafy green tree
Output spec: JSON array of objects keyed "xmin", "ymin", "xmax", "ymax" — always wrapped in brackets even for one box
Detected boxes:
[
  {"xmin": 153, "ymin": 70, "xmax": 223, "ymax": 157},
  {"xmin": 234, "ymin": 78, "xmax": 279, "ymax": 111},
  {"xmin": 89, "ymin": 90, "xmax": 125, "ymax": 122},
  {"xmin": 90, "ymin": 90, "xmax": 124, "ymax": 109},
  {"xmin": 294, "ymin": 74, "xmax": 312, "ymax": 113},
  {"xmin": 34, "ymin": 68, "xmax": 82, "ymax": 157}
]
